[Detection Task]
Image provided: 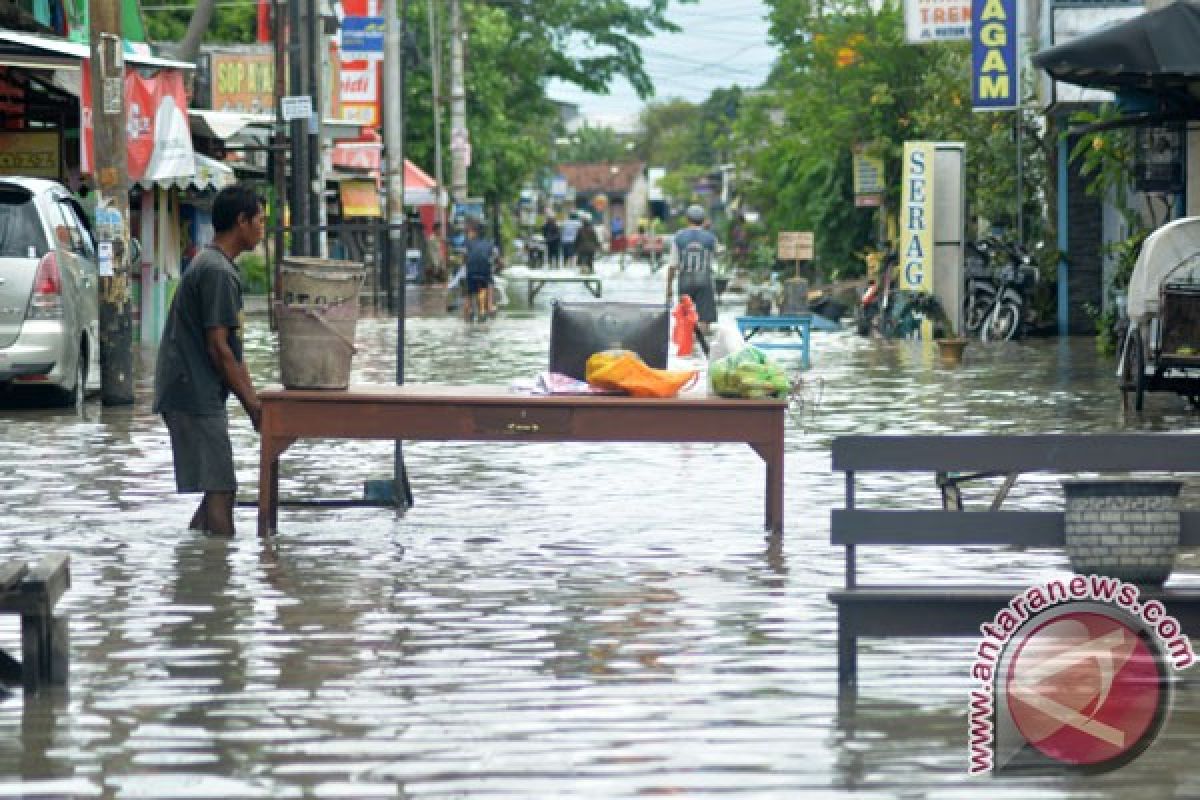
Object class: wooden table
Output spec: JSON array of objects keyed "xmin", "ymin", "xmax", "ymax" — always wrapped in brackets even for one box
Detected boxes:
[{"xmin": 258, "ymin": 385, "xmax": 787, "ymax": 536}]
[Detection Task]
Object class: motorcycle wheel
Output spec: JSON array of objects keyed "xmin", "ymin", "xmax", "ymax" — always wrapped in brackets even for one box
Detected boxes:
[
  {"xmin": 982, "ymin": 300, "xmax": 1020, "ymax": 342},
  {"xmin": 962, "ymin": 294, "xmax": 991, "ymax": 333},
  {"xmin": 1119, "ymin": 327, "xmax": 1146, "ymax": 412}
]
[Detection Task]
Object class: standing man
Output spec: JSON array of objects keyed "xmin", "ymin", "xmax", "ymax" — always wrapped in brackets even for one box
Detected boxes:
[
  {"xmin": 560, "ymin": 211, "xmax": 582, "ymax": 269},
  {"xmin": 666, "ymin": 204, "xmax": 720, "ymax": 346},
  {"xmin": 541, "ymin": 213, "xmax": 561, "ymax": 269},
  {"xmin": 154, "ymin": 185, "xmax": 265, "ymax": 537}
]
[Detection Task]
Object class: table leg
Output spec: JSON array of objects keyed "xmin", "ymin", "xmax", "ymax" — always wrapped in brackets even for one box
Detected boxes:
[
  {"xmin": 750, "ymin": 437, "xmax": 785, "ymax": 534},
  {"xmin": 258, "ymin": 438, "xmax": 280, "ymax": 537},
  {"xmin": 528, "ymin": 281, "xmax": 539, "ymax": 306}
]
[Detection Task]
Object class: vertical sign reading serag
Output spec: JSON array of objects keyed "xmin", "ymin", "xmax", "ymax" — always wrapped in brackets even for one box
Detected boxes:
[
  {"xmin": 900, "ymin": 142, "xmax": 935, "ymax": 292},
  {"xmin": 971, "ymin": 0, "xmax": 1018, "ymax": 110}
]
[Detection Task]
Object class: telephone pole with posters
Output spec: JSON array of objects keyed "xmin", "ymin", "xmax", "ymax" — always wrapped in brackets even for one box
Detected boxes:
[{"xmin": 88, "ymin": 0, "xmax": 134, "ymax": 405}]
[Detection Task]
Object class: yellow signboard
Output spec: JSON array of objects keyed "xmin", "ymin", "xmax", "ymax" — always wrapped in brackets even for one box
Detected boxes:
[
  {"xmin": 899, "ymin": 141, "xmax": 935, "ymax": 292},
  {"xmin": 0, "ymin": 132, "xmax": 60, "ymax": 179},
  {"xmin": 211, "ymin": 50, "xmax": 275, "ymax": 114},
  {"xmin": 339, "ymin": 179, "xmax": 382, "ymax": 218}
]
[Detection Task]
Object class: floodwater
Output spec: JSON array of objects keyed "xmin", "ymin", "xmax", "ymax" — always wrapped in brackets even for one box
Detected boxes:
[{"xmin": 0, "ymin": 258, "xmax": 1199, "ymax": 798}]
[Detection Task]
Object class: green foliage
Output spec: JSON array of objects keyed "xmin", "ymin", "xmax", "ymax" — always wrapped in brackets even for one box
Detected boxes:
[
  {"xmin": 558, "ymin": 124, "xmax": 632, "ymax": 163},
  {"xmin": 732, "ymin": 0, "xmax": 1050, "ymax": 280},
  {"xmin": 238, "ymin": 252, "xmax": 269, "ymax": 295},
  {"xmin": 634, "ymin": 88, "xmax": 743, "ymax": 209},
  {"xmin": 143, "ymin": 0, "xmax": 256, "ymax": 45}
]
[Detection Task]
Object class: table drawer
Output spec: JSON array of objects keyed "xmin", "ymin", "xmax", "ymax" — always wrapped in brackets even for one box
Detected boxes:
[{"xmin": 472, "ymin": 406, "xmax": 573, "ymax": 436}]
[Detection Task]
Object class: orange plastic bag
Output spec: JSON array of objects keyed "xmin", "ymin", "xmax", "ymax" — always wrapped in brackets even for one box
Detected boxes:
[
  {"xmin": 585, "ymin": 350, "xmax": 698, "ymax": 398},
  {"xmin": 672, "ymin": 296, "xmax": 699, "ymax": 356}
]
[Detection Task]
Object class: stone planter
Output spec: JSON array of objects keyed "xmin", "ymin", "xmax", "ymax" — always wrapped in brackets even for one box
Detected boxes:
[{"xmin": 1062, "ymin": 479, "xmax": 1183, "ymax": 585}]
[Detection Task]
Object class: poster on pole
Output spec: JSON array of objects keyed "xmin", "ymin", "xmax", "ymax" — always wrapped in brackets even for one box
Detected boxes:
[
  {"xmin": 899, "ymin": 142, "xmax": 935, "ymax": 292},
  {"xmin": 852, "ymin": 145, "xmax": 885, "ymax": 208},
  {"xmin": 905, "ymin": 0, "xmax": 971, "ymax": 42},
  {"xmin": 971, "ymin": 0, "xmax": 1018, "ymax": 110}
]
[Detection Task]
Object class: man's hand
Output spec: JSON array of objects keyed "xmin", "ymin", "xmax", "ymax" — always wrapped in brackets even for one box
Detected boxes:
[{"xmin": 246, "ymin": 399, "xmax": 262, "ymax": 433}]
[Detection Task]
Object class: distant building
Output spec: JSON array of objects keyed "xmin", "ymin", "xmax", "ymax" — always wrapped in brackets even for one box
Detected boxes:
[{"xmin": 556, "ymin": 161, "xmax": 648, "ymax": 233}]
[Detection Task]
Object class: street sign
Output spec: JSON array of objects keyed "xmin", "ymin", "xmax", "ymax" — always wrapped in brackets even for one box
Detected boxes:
[
  {"xmin": 281, "ymin": 95, "xmax": 313, "ymax": 122},
  {"xmin": 450, "ymin": 127, "xmax": 468, "ymax": 151},
  {"xmin": 341, "ymin": 16, "xmax": 385, "ymax": 58},
  {"xmin": 778, "ymin": 231, "xmax": 814, "ymax": 261}
]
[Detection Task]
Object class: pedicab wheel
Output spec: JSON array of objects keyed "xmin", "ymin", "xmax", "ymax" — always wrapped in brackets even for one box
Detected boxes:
[{"xmin": 1120, "ymin": 327, "xmax": 1146, "ymax": 412}]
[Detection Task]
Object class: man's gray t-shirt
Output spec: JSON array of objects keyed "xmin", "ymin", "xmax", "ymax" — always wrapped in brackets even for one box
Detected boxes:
[
  {"xmin": 153, "ymin": 247, "xmax": 244, "ymax": 415},
  {"xmin": 674, "ymin": 227, "xmax": 718, "ymax": 288}
]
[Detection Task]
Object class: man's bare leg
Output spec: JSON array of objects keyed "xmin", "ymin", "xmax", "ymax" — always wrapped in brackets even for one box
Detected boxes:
[
  {"xmin": 204, "ymin": 491, "xmax": 237, "ymax": 537},
  {"xmin": 189, "ymin": 496, "xmax": 208, "ymax": 532}
]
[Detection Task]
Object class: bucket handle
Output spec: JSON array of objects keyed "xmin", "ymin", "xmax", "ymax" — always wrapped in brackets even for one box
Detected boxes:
[{"xmin": 301, "ymin": 306, "xmax": 358, "ymax": 354}]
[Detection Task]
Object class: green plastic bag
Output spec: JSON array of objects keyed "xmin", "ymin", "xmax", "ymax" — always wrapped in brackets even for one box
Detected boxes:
[{"xmin": 709, "ymin": 346, "xmax": 792, "ymax": 398}]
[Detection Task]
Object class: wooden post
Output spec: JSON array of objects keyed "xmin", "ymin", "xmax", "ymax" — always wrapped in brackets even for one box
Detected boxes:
[{"xmin": 88, "ymin": 0, "xmax": 134, "ymax": 405}]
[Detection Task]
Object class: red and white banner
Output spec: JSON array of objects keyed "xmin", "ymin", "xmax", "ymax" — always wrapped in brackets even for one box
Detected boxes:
[
  {"xmin": 81, "ymin": 62, "xmax": 195, "ymax": 183},
  {"xmin": 337, "ymin": 0, "xmax": 381, "ymax": 126}
]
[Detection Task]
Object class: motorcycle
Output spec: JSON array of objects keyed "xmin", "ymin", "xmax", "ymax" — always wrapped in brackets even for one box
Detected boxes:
[
  {"xmin": 961, "ymin": 238, "xmax": 1001, "ymax": 334},
  {"xmin": 979, "ymin": 241, "xmax": 1038, "ymax": 342},
  {"xmin": 855, "ymin": 249, "xmax": 898, "ymax": 336}
]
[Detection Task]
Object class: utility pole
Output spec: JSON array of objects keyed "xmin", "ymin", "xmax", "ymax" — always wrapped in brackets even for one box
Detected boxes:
[
  {"xmin": 271, "ymin": 0, "xmax": 286, "ymax": 321},
  {"xmin": 381, "ymin": 0, "xmax": 413, "ymax": 509},
  {"xmin": 307, "ymin": 0, "xmax": 324, "ymax": 256},
  {"xmin": 428, "ymin": 0, "xmax": 447, "ymax": 237},
  {"xmin": 288, "ymin": 0, "xmax": 310, "ymax": 256},
  {"xmin": 449, "ymin": 0, "xmax": 468, "ymax": 202},
  {"xmin": 88, "ymin": 0, "xmax": 134, "ymax": 405}
]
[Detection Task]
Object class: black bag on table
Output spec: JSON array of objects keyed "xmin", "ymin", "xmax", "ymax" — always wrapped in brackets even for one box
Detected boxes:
[{"xmin": 549, "ymin": 300, "xmax": 670, "ymax": 381}]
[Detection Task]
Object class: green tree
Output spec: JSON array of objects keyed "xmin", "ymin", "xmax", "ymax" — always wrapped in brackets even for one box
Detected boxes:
[
  {"xmin": 734, "ymin": 0, "xmax": 1049, "ymax": 278},
  {"xmin": 558, "ymin": 124, "xmax": 631, "ymax": 163}
]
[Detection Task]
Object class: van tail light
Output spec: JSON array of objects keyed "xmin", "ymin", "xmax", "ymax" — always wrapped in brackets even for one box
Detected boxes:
[{"xmin": 27, "ymin": 251, "xmax": 62, "ymax": 319}]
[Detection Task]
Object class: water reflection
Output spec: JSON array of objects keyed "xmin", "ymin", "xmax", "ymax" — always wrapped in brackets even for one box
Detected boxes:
[{"xmin": 0, "ymin": 259, "xmax": 1198, "ymax": 796}]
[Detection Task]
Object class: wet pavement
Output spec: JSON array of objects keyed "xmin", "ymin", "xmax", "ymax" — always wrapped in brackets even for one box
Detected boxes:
[{"xmin": 1, "ymin": 258, "xmax": 1199, "ymax": 798}]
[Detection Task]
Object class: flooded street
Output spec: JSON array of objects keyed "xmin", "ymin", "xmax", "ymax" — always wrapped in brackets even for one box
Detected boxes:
[{"xmin": 1, "ymin": 259, "xmax": 1199, "ymax": 798}]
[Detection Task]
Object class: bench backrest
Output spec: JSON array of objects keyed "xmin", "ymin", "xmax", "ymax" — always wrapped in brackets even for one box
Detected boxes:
[{"xmin": 831, "ymin": 434, "xmax": 1200, "ymax": 587}]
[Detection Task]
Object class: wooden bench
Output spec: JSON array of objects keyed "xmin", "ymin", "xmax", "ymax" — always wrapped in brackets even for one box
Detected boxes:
[
  {"xmin": 0, "ymin": 553, "xmax": 70, "ymax": 693},
  {"xmin": 830, "ymin": 434, "xmax": 1200, "ymax": 699}
]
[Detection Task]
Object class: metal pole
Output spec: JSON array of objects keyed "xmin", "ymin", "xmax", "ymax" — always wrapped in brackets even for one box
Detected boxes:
[
  {"xmin": 288, "ymin": 0, "xmax": 310, "ymax": 257},
  {"xmin": 449, "ymin": 0, "xmax": 468, "ymax": 202},
  {"xmin": 428, "ymin": 0, "xmax": 448, "ymax": 239},
  {"xmin": 383, "ymin": 0, "xmax": 413, "ymax": 509},
  {"xmin": 271, "ymin": 0, "xmax": 287, "ymax": 328},
  {"xmin": 306, "ymin": 0, "xmax": 323, "ymax": 256},
  {"xmin": 89, "ymin": 0, "xmax": 134, "ymax": 405},
  {"xmin": 1015, "ymin": 107, "xmax": 1024, "ymax": 245}
]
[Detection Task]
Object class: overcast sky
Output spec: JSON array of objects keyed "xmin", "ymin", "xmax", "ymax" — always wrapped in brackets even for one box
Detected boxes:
[{"xmin": 547, "ymin": 0, "xmax": 778, "ymax": 130}]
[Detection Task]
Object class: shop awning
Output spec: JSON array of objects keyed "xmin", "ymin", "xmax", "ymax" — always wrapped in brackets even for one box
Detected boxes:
[
  {"xmin": 1033, "ymin": 1, "xmax": 1200, "ymax": 97},
  {"xmin": 0, "ymin": 30, "xmax": 194, "ymax": 71},
  {"xmin": 188, "ymin": 109, "xmax": 274, "ymax": 141},
  {"xmin": 331, "ymin": 140, "xmax": 440, "ymax": 205},
  {"xmin": 138, "ymin": 153, "xmax": 235, "ymax": 192}
]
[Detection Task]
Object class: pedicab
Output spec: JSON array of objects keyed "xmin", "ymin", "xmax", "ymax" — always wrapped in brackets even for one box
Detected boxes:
[{"xmin": 1118, "ymin": 217, "xmax": 1200, "ymax": 411}]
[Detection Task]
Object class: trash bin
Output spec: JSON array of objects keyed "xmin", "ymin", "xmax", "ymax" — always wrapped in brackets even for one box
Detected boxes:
[{"xmin": 276, "ymin": 257, "xmax": 365, "ymax": 389}]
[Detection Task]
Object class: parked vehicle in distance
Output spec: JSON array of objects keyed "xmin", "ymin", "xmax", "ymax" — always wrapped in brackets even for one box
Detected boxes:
[{"xmin": 0, "ymin": 177, "xmax": 100, "ymax": 407}]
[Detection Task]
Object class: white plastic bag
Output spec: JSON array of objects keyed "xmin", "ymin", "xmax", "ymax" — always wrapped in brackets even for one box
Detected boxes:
[{"xmin": 708, "ymin": 321, "xmax": 746, "ymax": 362}]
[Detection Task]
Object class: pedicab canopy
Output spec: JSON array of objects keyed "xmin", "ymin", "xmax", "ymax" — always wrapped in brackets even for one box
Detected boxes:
[
  {"xmin": 1126, "ymin": 217, "xmax": 1200, "ymax": 321},
  {"xmin": 1033, "ymin": 0, "xmax": 1200, "ymax": 96}
]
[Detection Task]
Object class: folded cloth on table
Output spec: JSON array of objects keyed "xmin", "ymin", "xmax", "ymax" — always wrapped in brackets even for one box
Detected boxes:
[{"xmin": 535, "ymin": 371, "xmax": 624, "ymax": 395}]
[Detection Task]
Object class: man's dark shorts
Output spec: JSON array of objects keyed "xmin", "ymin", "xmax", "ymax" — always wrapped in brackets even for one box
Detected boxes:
[
  {"xmin": 466, "ymin": 273, "xmax": 492, "ymax": 295},
  {"xmin": 162, "ymin": 410, "xmax": 236, "ymax": 493},
  {"xmin": 680, "ymin": 280, "xmax": 718, "ymax": 324}
]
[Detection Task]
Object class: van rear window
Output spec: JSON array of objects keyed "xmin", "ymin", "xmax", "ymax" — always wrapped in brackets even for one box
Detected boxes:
[{"xmin": 0, "ymin": 191, "xmax": 47, "ymax": 258}]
